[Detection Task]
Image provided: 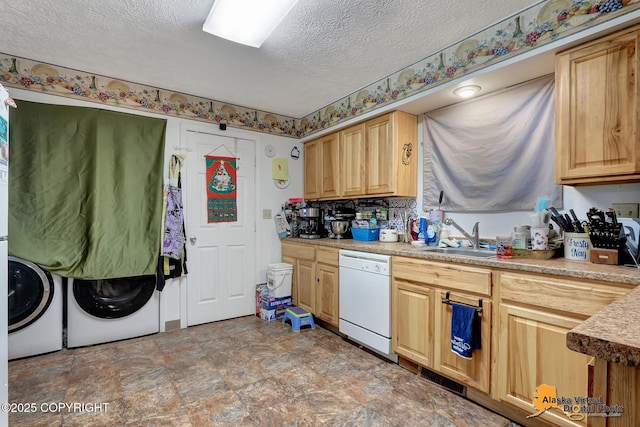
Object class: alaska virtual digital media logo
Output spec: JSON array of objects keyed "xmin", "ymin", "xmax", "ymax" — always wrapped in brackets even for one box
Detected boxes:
[{"xmin": 528, "ymin": 384, "xmax": 624, "ymax": 421}]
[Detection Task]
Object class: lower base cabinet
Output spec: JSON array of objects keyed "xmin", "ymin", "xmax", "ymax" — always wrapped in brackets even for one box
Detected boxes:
[
  {"xmin": 314, "ymin": 247, "xmax": 339, "ymax": 325},
  {"xmin": 281, "ymin": 242, "xmax": 339, "ymax": 327},
  {"xmin": 392, "ymin": 280, "xmax": 434, "ymax": 368},
  {"xmin": 591, "ymin": 358, "xmax": 640, "ymax": 427},
  {"xmin": 434, "ymin": 290, "xmax": 492, "ymax": 394},
  {"xmin": 495, "ymin": 271, "xmax": 631, "ymax": 427},
  {"xmin": 296, "ymin": 259, "xmax": 315, "ymax": 313},
  {"xmin": 281, "ymin": 242, "xmax": 315, "ymax": 310},
  {"xmin": 496, "ymin": 302, "xmax": 591, "ymax": 427},
  {"xmin": 392, "ymin": 256, "xmax": 492, "ymax": 393}
]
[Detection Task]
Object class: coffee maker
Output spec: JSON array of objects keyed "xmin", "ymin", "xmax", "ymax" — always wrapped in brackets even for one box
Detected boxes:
[{"xmin": 298, "ymin": 207, "xmax": 323, "ymax": 239}]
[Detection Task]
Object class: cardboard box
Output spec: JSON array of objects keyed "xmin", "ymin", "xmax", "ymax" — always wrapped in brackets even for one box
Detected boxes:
[
  {"xmin": 261, "ymin": 295, "xmax": 292, "ymax": 311},
  {"xmin": 255, "ymin": 283, "xmax": 269, "ymax": 316},
  {"xmin": 260, "ymin": 306, "xmax": 288, "ymax": 322}
]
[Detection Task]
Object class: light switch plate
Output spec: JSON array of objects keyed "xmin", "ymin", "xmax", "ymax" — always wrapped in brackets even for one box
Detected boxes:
[
  {"xmin": 262, "ymin": 209, "xmax": 272, "ymax": 219},
  {"xmin": 611, "ymin": 203, "xmax": 639, "ymax": 218}
]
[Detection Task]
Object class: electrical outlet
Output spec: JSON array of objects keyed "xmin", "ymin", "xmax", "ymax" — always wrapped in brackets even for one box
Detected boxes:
[
  {"xmin": 611, "ymin": 203, "xmax": 639, "ymax": 218},
  {"xmin": 262, "ymin": 209, "xmax": 272, "ymax": 219}
]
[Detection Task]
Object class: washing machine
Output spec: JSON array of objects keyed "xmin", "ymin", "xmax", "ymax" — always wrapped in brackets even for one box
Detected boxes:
[
  {"xmin": 8, "ymin": 256, "xmax": 63, "ymax": 360},
  {"xmin": 66, "ymin": 275, "xmax": 160, "ymax": 348}
]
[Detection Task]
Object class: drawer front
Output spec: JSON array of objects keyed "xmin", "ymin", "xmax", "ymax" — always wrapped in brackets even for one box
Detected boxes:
[
  {"xmin": 282, "ymin": 242, "xmax": 315, "ymax": 261},
  {"xmin": 316, "ymin": 247, "xmax": 339, "ymax": 266},
  {"xmin": 498, "ymin": 271, "xmax": 630, "ymax": 317},
  {"xmin": 392, "ymin": 256, "xmax": 491, "ymax": 296}
]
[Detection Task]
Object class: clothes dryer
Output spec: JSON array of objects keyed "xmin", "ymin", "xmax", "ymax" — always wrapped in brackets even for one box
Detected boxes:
[
  {"xmin": 8, "ymin": 256, "xmax": 63, "ymax": 360},
  {"xmin": 66, "ymin": 275, "xmax": 160, "ymax": 348}
]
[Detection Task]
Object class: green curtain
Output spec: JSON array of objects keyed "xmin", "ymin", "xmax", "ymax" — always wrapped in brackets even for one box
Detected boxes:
[{"xmin": 8, "ymin": 100, "xmax": 166, "ymax": 279}]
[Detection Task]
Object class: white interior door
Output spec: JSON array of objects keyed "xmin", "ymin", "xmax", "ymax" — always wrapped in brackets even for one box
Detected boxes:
[{"xmin": 184, "ymin": 129, "xmax": 255, "ymax": 326}]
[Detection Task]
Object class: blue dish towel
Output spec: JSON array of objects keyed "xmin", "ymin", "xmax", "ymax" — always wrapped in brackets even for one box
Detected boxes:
[{"xmin": 451, "ymin": 302, "xmax": 481, "ymax": 359}]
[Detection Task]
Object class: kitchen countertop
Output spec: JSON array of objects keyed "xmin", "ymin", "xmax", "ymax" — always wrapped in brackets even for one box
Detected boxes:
[
  {"xmin": 287, "ymin": 237, "xmax": 640, "ymax": 286},
  {"xmin": 286, "ymin": 237, "xmax": 640, "ymax": 366},
  {"xmin": 566, "ymin": 285, "xmax": 640, "ymax": 367}
]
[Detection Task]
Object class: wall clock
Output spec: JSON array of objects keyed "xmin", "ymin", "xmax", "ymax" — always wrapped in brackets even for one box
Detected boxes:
[{"xmin": 264, "ymin": 145, "xmax": 275, "ymax": 158}]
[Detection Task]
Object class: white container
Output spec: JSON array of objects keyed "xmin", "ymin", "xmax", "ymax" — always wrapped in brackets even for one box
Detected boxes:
[
  {"xmin": 564, "ymin": 233, "xmax": 591, "ymax": 261},
  {"xmin": 531, "ymin": 227, "xmax": 549, "ymax": 250},
  {"xmin": 379, "ymin": 229, "xmax": 398, "ymax": 242},
  {"xmin": 266, "ymin": 263, "xmax": 293, "ymax": 298}
]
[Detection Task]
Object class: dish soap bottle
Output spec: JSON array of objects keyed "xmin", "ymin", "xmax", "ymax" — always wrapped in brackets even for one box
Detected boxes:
[
  {"xmin": 418, "ymin": 218, "xmax": 426, "ymax": 243},
  {"xmin": 425, "ymin": 220, "xmax": 440, "ymax": 246}
]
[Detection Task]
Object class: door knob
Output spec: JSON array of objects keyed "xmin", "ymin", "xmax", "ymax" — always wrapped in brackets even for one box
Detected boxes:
[{"xmin": 189, "ymin": 235, "xmax": 197, "ymax": 244}]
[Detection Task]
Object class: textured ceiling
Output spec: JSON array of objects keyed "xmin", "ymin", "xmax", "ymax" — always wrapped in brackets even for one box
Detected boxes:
[{"xmin": 2, "ymin": 0, "xmax": 536, "ymax": 117}]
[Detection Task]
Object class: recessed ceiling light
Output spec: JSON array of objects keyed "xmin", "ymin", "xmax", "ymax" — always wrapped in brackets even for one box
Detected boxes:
[
  {"xmin": 203, "ymin": 0, "xmax": 299, "ymax": 48},
  {"xmin": 453, "ymin": 85, "xmax": 481, "ymax": 98}
]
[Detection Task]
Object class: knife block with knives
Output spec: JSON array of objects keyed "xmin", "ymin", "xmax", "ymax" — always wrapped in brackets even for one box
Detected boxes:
[{"xmin": 585, "ymin": 207, "xmax": 625, "ymax": 265}]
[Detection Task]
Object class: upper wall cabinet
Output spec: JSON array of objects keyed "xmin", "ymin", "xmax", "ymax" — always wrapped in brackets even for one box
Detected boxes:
[
  {"xmin": 304, "ymin": 132, "xmax": 340, "ymax": 200},
  {"xmin": 339, "ymin": 123, "xmax": 366, "ymax": 197},
  {"xmin": 305, "ymin": 110, "xmax": 418, "ymax": 200},
  {"xmin": 363, "ymin": 111, "xmax": 418, "ymax": 197},
  {"xmin": 555, "ymin": 24, "xmax": 640, "ymax": 185}
]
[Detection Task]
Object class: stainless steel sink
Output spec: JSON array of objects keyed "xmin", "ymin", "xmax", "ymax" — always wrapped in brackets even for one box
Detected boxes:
[{"xmin": 411, "ymin": 246, "xmax": 496, "ymax": 258}]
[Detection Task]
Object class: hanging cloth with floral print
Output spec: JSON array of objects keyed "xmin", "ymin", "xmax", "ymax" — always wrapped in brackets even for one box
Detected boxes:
[
  {"xmin": 205, "ymin": 155, "xmax": 237, "ymax": 222},
  {"xmin": 163, "ymin": 154, "xmax": 185, "ymax": 259}
]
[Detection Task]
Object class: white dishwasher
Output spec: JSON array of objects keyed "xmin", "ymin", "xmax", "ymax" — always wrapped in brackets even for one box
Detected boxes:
[{"xmin": 339, "ymin": 249, "xmax": 397, "ymax": 362}]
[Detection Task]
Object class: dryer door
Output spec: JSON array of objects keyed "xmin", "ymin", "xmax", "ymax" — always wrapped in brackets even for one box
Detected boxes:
[
  {"xmin": 72, "ymin": 275, "xmax": 156, "ymax": 319},
  {"xmin": 8, "ymin": 256, "xmax": 54, "ymax": 333}
]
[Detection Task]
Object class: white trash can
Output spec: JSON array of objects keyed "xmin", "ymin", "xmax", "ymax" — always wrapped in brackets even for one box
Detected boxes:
[{"xmin": 266, "ymin": 263, "xmax": 293, "ymax": 298}]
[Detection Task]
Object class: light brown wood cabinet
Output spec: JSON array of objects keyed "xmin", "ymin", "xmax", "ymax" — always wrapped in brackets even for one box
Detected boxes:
[
  {"xmin": 494, "ymin": 271, "xmax": 631, "ymax": 427},
  {"xmin": 591, "ymin": 358, "xmax": 640, "ymax": 427},
  {"xmin": 392, "ymin": 279, "xmax": 434, "ymax": 368},
  {"xmin": 303, "ymin": 137, "xmax": 321, "ymax": 200},
  {"xmin": 392, "ymin": 256, "xmax": 492, "ymax": 392},
  {"xmin": 296, "ymin": 259, "xmax": 315, "ymax": 313},
  {"xmin": 304, "ymin": 110, "xmax": 418, "ymax": 200},
  {"xmin": 434, "ymin": 290, "xmax": 492, "ymax": 394},
  {"xmin": 314, "ymin": 247, "xmax": 339, "ymax": 325},
  {"xmin": 281, "ymin": 242, "xmax": 339, "ymax": 327},
  {"xmin": 304, "ymin": 132, "xmax": 340, "ymax": 200},
  {"xmin": 339, "ymin": 123, "xmax": 366, "ymax": 197},
  {"xmin": 555, "ymin": 24, "xmax": 640, "ymax": 185},
  {"xmin": 364, "ymin": 112, "xmax": 417, "ymax": 196},
  {"xmin": 281, "ymin": 241, "xmax": 315, "ymax": 310}
]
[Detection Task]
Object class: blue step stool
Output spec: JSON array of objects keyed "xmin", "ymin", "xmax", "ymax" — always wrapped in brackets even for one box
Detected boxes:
[{"xmin": 282, "ymin": 306, "xmax": 316, "ymax": 332}]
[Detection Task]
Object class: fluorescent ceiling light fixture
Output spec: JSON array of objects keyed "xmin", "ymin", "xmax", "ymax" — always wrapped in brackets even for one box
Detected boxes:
[
  {"xmin": 453, "ymin": 85, "xmax": 481, "ymax": 98},
  {"xmin": 203, "ymin": 0, "xmax": 299, "ymax": 48}
]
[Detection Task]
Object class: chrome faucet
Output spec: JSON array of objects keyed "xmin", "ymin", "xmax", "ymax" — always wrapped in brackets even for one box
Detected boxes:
[{"xmin": 444, "ymin": 218, "xmax": 480, "ymax": 249}]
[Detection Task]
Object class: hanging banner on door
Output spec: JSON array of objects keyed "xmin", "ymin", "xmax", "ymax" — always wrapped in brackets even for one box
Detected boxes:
[{"xmin": 205, "ymin": 155, "xmax": 237, "ymax": 223}]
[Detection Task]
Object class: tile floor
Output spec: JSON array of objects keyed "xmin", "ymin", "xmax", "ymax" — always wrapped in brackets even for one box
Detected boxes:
[{"xmin": 8, "ymin": 316, "xmax": 521, "ymax": 426}]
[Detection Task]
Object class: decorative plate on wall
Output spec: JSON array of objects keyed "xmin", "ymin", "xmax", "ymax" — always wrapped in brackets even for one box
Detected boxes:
[
  {"xmin": 264, "ymin": 145, "xmax": 275, "ymax": 158},
  {"xmin": 274, "ymin": 179, "xmax": 289, "ymax": 189}
]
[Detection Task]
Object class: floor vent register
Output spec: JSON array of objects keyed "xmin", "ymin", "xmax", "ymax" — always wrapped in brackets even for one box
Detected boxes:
[{"xmin": 420, "ymin": 367, "xmax": 466, "ymax": 397}]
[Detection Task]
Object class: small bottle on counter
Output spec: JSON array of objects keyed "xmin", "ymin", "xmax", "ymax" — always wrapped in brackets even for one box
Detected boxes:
[
  {"xmin": 513, "ymin": 225, "xmax": 530, "ymax": 249},
  {"xmin": 426, "ymin": 220, "xmax": 440, "ymax": 246}
]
